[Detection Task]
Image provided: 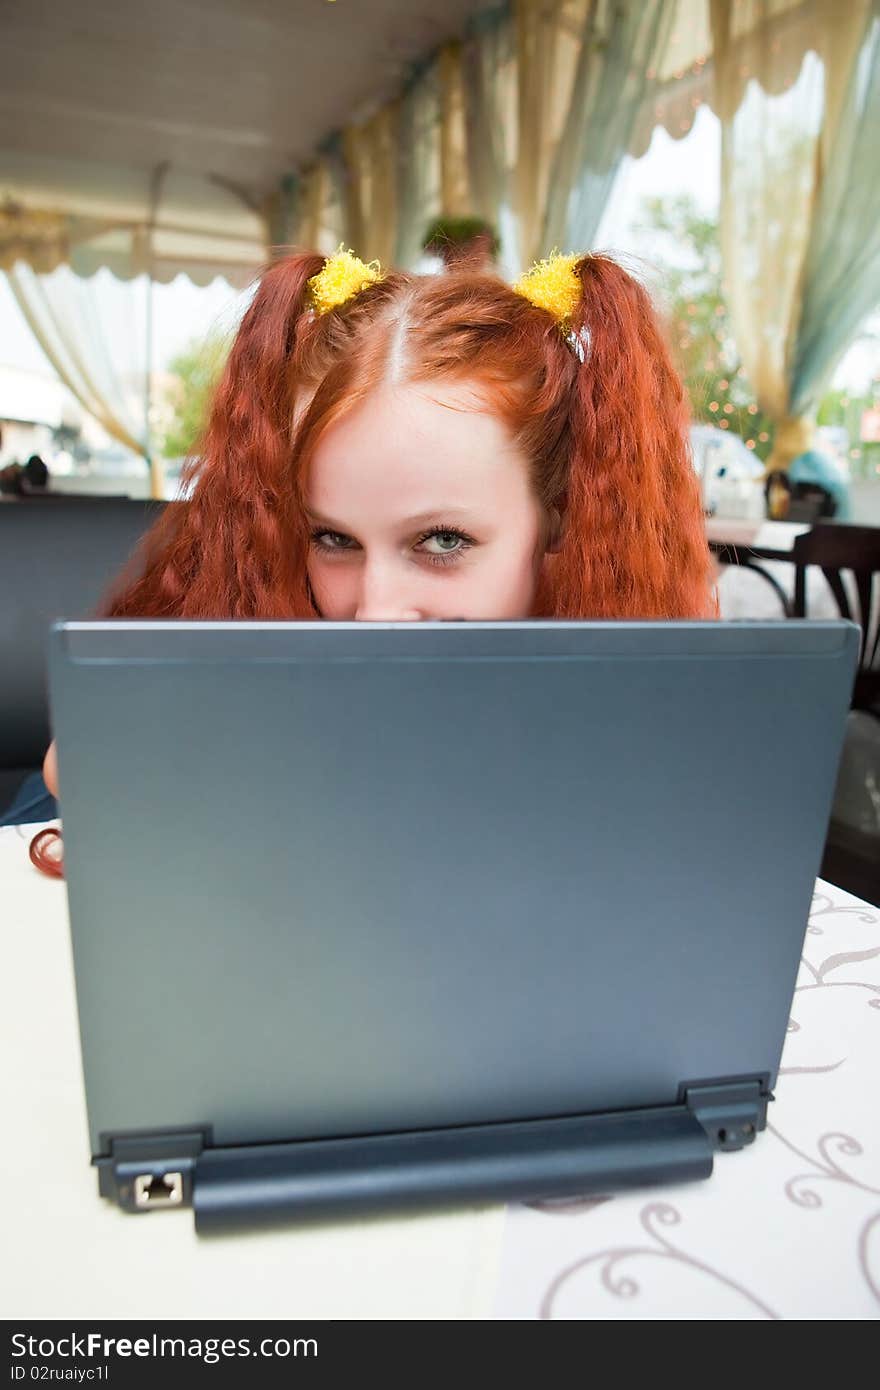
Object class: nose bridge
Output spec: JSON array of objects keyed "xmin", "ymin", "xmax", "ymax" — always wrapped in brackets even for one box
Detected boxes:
[{"xmin": 355, "ymin": 550, "xmax": 416, "ymax": 621}]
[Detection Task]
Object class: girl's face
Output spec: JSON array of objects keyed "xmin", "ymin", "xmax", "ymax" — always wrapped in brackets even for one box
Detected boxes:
[{"xmin": 304, "ymin": 382, "xmax": 553, "ymax": 621}]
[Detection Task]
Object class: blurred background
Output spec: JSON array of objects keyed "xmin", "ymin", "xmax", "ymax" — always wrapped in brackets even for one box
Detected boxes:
[
  {"xmin": 1, "ymin": 0, "xmax": 879, "ymax": 899},
  {"xmin": 1, "ymin": 0, "xmax": 877, "ymax": 505}
]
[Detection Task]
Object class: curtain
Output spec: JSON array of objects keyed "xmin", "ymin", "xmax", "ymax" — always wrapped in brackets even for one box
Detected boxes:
[
  {"xmin": 277, "ymin": 164, "xmax": 334, "ymax": 254},
  {"xmin": 790, "ymin": 9, "xmax": 880, "ymax": 416},
  {"xmin": 460, "ymin": 1, "xmax": 680, "ymax": 271},
  {"xmin": 341, "ymin": 104, "xmax": 401, "ymax": 267},
  {"xmin": 3, "ymin": 167, "xmax": 266, "ymax": 499},
  {"xmin": 395, "ymin": 61, "xmax": 444, "ymax": 267},
  {"xmin": 712, "ymin": 0, "xmax": 880, "ymax": 467},
  {"xmin": 462, "ymin": 7, "xmax": 511, "ymax": 232},
  {"xmin": 6, "ymin": 262, "xmax": 147, "ymax": 459},
  {"xmin": 270, "ymin": 0, "xmax": 878, "ymax": 342},
  {"xmin": 271, "ymin": 1, "xmax": 696, "ymax": 275},
  {"xmin": 271, "ymin": 2, "xmax": 680, "ymax": 275},
  {"xmin": 543, "ymin": 1, "xmax": 679, "ymax": 253}
]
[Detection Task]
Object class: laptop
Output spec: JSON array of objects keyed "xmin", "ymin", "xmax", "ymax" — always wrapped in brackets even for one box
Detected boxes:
[{"xmin": 47, "ymin": 618, "xmax": 859, "ymax": 1234}]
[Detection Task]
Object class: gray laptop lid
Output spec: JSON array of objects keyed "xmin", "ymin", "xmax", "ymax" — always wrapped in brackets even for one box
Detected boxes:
[{"xmin": 48, "ymin": 620, "xmax": 858, "ymax": 1161}]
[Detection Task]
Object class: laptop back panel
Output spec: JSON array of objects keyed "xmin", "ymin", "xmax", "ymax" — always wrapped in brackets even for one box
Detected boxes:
[{"xmin": 48, "ymin": 620, "xmax": 858, "ymax": 1158}]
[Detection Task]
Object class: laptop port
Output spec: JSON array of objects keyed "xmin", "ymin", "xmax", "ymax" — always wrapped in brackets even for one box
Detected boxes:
[{"xmin": 133, "ymin": 1171, "xmax": 184, "ymax": 1208}]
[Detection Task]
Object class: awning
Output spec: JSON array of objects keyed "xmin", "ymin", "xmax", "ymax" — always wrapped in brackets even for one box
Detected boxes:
[
  {"xmin": 0, "ymin": 0, "xmax": 489, "ymax": 285},
  {"xmin": 0, "ymin": 156, "xmax": 267, "ymax": 288},
  {"xmin": 0, "ymin": 1, "xmax": 829, "ymax": 284}
]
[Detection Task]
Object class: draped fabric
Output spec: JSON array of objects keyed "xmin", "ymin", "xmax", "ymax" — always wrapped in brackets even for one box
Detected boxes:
[
  {"xmin": 282, "ymin": 162, "xmax": 343, "ymax": 256},
  {"xmin": 790, "ymin": 10, "xmax": 880, "ymax": 417},
  {"xmin": 322, "ymin": 139, "xmax": 357, "ymax": 254},
  {"xmin": 266, "ymin": 176, "xmax": 301, "ymax": 257},
  {"xmin": 342, "ymin": 105, "xmax": 401, "ymax": 267},
  {"xmin": 711, "ymin": 0, "xmax": 880, "ymax": 467},
  {"xmin": 0, "ymin": 165, "xmax": 266, "ymax": 287},
  {"xmin": 2, "ymin": 165, "xmax": 265, "ymax": 498},
  {"xmin": 6, "ymin": 262, "xmax": 147, "ymax": 458},
  {"xmin": 7, "ymin": 0, "xmax": 880, "ymax": 502},
  {"xmin": 5, "ymin": 2, "xmax": 868, "ymax": 287},
  {"xmin": 394, "ymin": 62, "xmax": 444, "ymax": 267},
  {"xmin": 279, "ymin": 2, "xmax": 685, "ymax": 274},
  {"xmin": 461, "ymin": 8, "xmax": 511, "ymax": 230},
  {"xmin": 543, "ymin": 2, "xmax": 679, "ymax": 254},
  {"xmin": 264, "ymin": 0, "xmax": 878, "ymax": 308},
  {"xmin": 438, "ymin": 45, "xmax": 472, "ymax": 220},
  {"xmin": 393, "ymin": 41, "xmax": 471, "ymax": 265},
  {"xmin": 466, "ymin": 0, "xmax": 680, "ymax": 266}
]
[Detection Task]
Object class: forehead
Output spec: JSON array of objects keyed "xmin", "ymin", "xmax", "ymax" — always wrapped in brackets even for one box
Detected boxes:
[{"xmin": 304, "ymin": 382, "xmax": 531, "ymax": 522}]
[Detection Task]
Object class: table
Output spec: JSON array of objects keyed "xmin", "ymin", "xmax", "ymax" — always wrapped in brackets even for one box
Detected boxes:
[
  {"xmin": 706, "ymin": 519, "xmax": 814, "ymax": 617},
  {"xmin": 2, "ymin": 823, "xmax": 878, "ymax": 1320},
  {"xmin": 0, "ymin": 822, "xmax": 505, "ymax": 1320},
  {"xmin": 495, "ymin": 882, "xmax": 880, "ymax": 1319}
]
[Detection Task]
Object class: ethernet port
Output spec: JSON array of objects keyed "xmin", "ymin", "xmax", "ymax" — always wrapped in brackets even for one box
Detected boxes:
[{"xmin": 133, "ymin": 1171, "xmax": 183, "ymax": 1209}]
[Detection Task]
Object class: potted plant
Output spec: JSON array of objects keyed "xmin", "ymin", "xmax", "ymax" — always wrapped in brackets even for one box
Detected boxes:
[{"xmin": 422, "ymin": 216, "xmax": 500, "ymax": 271}]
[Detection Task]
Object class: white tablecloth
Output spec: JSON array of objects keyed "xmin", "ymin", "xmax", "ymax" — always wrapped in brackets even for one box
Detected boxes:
[
  {"xmin": 0, "ymin": 822, "xmax": 505, "ymax": 1320},
  {"xmin": 705, "ymin": 519, "xmax": 814, "ymax": 553},
  {"xmin": 494, "ymin": 882, "xmax": 880, "ymax": 1318},
  {"xmin": 705, "ymin": 517, "xmax": 848, "ymax": 622},
  {"xmin": 3, "ymin": 823, "xmax": 877, "ymax": 1320}
]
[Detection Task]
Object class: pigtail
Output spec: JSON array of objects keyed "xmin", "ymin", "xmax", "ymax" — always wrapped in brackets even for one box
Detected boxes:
[
  {"xmin": 540, "ymin": 255, "xmax": 717, "ymax": 620},
  {"xmin": 102, "ymin": 252, "xmax": 326, "ymax": 619}
]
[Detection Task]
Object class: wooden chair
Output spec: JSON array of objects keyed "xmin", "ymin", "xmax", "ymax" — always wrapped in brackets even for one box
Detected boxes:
[
  {"xmin": 787, "ymin": 485, "xmax": 835, "ymax": 523},
  {"xmin": 820, "ymin": 709, "xmax": 880, "ymax": 908},
  {"xmin": 764, "ymin": 471, "xmax": 837, "ymax": 524},
  {"xmin": 790, "ymin": 523, "xmax": 880, "ymax": 904},
  {"xmin": 791, "ymin": 523, "xmax": 880, "ymax": 713}
]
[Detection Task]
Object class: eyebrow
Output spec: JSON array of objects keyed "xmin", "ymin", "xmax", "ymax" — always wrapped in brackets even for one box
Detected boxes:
[{"xmin": 304, "ymin": 506, "xmax": 478, "ymax": 531}]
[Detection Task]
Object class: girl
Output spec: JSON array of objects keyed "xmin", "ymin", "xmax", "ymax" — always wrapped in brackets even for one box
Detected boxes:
[{"xmin": 18, "ymin": 246, "xmax": 717, "ymax": 852}]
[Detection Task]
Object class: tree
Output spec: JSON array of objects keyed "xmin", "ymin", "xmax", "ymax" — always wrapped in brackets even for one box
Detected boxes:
[
  {"xmin": 818, "ymin": 386, "xmax": 880, "ymax": 482},
  {"xmin": 634, "ymin": 194, "xmax": 775, "ymax": 462},
  {"xmin": 158, "ymin": 333, "xmax": 230, "ymax": 461}
]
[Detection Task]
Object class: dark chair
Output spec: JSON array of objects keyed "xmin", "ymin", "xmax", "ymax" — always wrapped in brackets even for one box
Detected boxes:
[
  {"xmin": 788, "ymin": 484, "xmax": 837, "ymax": 523},
  {"xmin": 763, "ymin": 471, "xmax": 837, "ymax": 523},
  {"xmin": 30, "ymin": 492, "xmax": 133, "ymax": 502},
  {"xmin": 791, "ymin": 523, "xmax": 880, "ymax": 906},
  {"xmin": 791, "ymin": 523, "xmax": 880, "ymax": 713},
  {"xmin": 820, "ymin": 710, "xmax": 880, "ymax": 908},
  {"xmin": 0, "ymin": 498, "xmax": 168, "ymax": 812}
]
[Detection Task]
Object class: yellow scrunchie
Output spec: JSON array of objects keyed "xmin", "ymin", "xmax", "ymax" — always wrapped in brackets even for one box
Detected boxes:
[
  {"xmin": 512, "ymin": 251, "xmax": 583, "ymax": 326},
  {"xmin": 306, "ymin": 245, "xmax": 585, "ymax": 329},
  {"xmin": 307, "ymin": 245, "xmax": 383, "ymax": 315}
]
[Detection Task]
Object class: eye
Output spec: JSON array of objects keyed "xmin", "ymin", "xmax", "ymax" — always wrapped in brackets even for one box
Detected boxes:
[
  {"xmin": 310, "ymin": 529, "xmax": 355, "ymax": 551},
  {"xmin": 308, "ymin": 524, "xmax": 477, "ymax": 568},
  {"xmin": 415, "ymin": 526, "xmax": 476, "ymax": 567},
  {"xmin": 420, "ymin": 530, "xmax": 467, "ymax": 554}
]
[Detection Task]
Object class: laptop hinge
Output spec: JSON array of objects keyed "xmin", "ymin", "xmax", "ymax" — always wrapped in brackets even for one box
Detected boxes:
[
  {"xmin": 192, "ymin": 1107, "xmax": 718, "ymax": 1234},
  {"xmin": 94, "ymin": 1086, "xmax": 770, "ymax": 1232},
  {"xmin": 681, "ymin": 1078, "xmax": 771, "ymax": 1152},
  {"xmin": 94, "ymin": 1130, "xmax": 207, "ymax": 1213},
  {"xmin": 95, "ymin": 1107, "xmax": 714, "ymax": 1230}
]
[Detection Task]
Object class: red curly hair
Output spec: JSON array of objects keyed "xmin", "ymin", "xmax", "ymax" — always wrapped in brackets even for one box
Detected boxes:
[{"xmin": 102, "ymin": 251, "xmax": 717, "ymax": 621}]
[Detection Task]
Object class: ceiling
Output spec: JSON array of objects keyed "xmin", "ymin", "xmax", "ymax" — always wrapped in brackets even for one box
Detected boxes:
[{"xmin": 0, "ymin": 0, "xmax": 491, "ymax": 204}]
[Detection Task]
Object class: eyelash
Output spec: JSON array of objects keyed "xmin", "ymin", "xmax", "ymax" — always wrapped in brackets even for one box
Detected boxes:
[{"xmin": 308, "ymin": 524, "xmax": 476, "ymax": 569}]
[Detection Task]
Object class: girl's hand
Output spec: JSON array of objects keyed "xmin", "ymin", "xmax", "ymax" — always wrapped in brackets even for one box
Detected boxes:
[
  {"xmin": 43, "ymin": 740, "xmax": 59, "ymax": 798},
  {"xmin": 32, "ymin": 743, "xmax": 63, "ymax": 878}
]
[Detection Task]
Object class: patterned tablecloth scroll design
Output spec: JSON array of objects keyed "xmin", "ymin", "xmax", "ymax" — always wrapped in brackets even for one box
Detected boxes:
[
  {"xmin": 495, "ymin": 884, "xmax": 880, "ymax": 1320},
  {"xmin": 3, "ymin": 821, "xmax": 877, "ymax": 1319}
]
